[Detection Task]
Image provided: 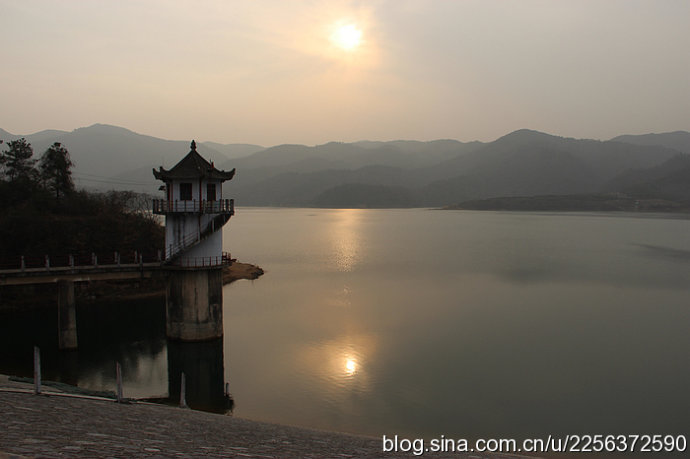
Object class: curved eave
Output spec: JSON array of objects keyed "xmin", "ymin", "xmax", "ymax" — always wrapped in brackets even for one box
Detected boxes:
[
  {"xmin": 153, "ymin": 167, "xmax": 236, "ymax": 182},
  {"xmin": 152, "ymin": 167, "xmax": 168, "ymax": 181}
]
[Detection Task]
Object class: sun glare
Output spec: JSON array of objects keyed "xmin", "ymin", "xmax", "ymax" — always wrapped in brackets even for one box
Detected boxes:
[
  {"xmin": 331, "ymin": 23, "xmax": 362, "ymax": 51},
  {"xmin": 345, "ymin": 358, "xmax": 357, "ymax": 375}
]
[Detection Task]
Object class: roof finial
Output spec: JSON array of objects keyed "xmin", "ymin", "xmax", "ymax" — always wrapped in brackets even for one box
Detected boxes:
[{"xmin": 191, "ymin": 140, "xmax": 197, "ymax": 151}]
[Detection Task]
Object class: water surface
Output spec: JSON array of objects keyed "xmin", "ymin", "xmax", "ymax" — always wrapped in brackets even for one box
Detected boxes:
[
  {"xmin": 222, "ymin": 209, "xmax": 690, "ymax": 438},
  {"xmin": 2, "ymin": 208, "xmax": 689, "ymax": 441}
]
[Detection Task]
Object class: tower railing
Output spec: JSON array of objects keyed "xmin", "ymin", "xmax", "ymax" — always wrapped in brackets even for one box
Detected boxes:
[
  {"xmin": 152, "ymin": 199, "xmax": 234, "ymax": 215},
  {"xmin": 173, "ymin": 252, "xmax": 233, "ymax": 268}
]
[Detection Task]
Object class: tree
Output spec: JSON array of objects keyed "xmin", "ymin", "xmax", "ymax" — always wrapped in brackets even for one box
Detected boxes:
[
  {"xmin": 0, "ymin": 138, "xmax": 37, "ymax": 183},
  {"xmin": 40, "ymin": 142, "xmax": 74, "ymax": 199}
]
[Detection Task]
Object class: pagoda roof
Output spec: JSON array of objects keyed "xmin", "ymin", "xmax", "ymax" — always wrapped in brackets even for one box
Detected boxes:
[{"xmin": 153, "ymin": 140, "xmax": 235, "ymax": 182}]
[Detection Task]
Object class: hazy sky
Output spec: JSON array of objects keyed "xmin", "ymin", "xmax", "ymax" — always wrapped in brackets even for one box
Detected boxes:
[{"xmin": 1, "ymin": 0, "xmax": 688, "ymax": 146}]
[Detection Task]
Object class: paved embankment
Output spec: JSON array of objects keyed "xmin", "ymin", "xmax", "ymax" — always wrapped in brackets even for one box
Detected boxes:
[{"xmin": 0, "ymin": 377, "xmax": 530, "ymax": 458}]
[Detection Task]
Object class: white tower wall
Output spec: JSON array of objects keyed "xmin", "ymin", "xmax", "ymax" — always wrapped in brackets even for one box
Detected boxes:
[{"xmin": 153, "ymin": 141, "xmax": 234, "ymax": 341}]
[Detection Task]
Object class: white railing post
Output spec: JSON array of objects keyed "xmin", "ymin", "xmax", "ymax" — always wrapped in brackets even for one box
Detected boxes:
[
  {"xmin": 34, "ymin": 346, "xmax": 41, "ymax": 395},
  {"xmin": 180, "ymin": 372, "xmax": 188, "ymax": 408},
  {"xmin": 69, "ymin": 254, "xmax": 74, "ymax": 268},
  {"xmin": 45, "ymin": 255, "xmax": 50, "ymax": 271},
  {"xmin": 20, "ymin": 256, "xmax": 25, "ymax": 272},
  {"xmin": 116, "ymin": 362, "xmax": 124, "ymax": 403}
]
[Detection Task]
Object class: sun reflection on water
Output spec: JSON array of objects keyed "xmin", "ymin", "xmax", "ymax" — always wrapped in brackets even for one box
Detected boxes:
[
  {"xmin": 344, "ymin": 357, "xmax": 357, "ymax": 376},
  {"xmin": 295, "ymin": 334, "xmax": 376, "ymax": 397},
  {"xmin": 331, "ymin": 209, "xmax": 362, "ymax": 272}
]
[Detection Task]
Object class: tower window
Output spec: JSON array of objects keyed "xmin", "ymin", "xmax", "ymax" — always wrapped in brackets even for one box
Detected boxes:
[
  {"xmin": 207, "ymin": 183, "xmax": 216, "ymax": 201},
  {"xmin": 180, "ymin": 183, "xmax": 193, "ymax": 201}
]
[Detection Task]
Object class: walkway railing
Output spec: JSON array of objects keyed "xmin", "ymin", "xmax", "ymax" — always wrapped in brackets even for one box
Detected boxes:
[
  {"xmin": 0, "ymin": 250, "xmax": 163, "ymax": 272},
  {"xmin": 152, "ymin": 199, "xmax": 234, "ymax": 215},
  {"xmin": 0, "ymin": 249, "xmax": 232, "ymax": 275}
]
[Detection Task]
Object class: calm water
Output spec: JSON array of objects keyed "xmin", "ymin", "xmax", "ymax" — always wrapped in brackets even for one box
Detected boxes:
[{"xmin": 2, "ymin": 208, "xmax": 689, "ymax": 440}]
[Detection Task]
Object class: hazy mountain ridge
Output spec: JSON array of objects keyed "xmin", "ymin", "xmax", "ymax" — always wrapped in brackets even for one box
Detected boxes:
[
  {"xmin": 603, "ymin": 154, "xmax": 690, "ymax": 201},
  {"xmin": 221, "ymin": 138, "xmax": 479, "ymax": 173},
  {"xmin": 201, "ymin": 142, "xmax": 264, "ymax": 160},
  {"xmin": 1, "ymin": 124, "xmax": 687, "ymax": 207},
  {"xmin": 234, "ymin": 129, "xmax": 685, "ymax": 207},
  {"xmin": 0, "ymin": 124, "xmax": 262, "ymax": 192},
  {"xmin": 611, "ymin": 131, "xmax": 690, "ymax": 154}
]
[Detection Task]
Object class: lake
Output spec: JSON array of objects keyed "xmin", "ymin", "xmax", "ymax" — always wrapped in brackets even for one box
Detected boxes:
[{"xmin": 2, "ymin": 208, "xmax": 689, "ymax": 441}]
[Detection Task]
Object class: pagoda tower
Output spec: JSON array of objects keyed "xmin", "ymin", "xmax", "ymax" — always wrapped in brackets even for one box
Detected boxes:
[{"xmin": 152, "ymin": 140, "xmax": 235, "ymax": 341}]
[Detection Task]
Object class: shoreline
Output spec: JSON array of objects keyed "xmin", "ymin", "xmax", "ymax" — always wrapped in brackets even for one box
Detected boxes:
[
  {"xmin": 443, "ymin": 194, "xmax": 690, "ymax": 213},
  {"xmin": 222, "ymin": 261, "xmax": 265, "ymax": 284}
]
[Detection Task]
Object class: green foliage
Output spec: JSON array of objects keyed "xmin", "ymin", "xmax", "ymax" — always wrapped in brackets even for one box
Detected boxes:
[{"xmin": 40, "ymin": 142, "xmax": 74, "ymax": 199}]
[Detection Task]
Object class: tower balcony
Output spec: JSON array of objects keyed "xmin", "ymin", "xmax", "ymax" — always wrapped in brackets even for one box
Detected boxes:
[{"xmin": 152, "ymin": 199, "xmax": 235, "ymax": 215}]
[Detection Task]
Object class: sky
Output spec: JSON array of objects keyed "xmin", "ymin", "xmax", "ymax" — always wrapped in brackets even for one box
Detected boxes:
[{"xmin": 1, "ymin": 0, "xmax": 689, "ymax": 146}]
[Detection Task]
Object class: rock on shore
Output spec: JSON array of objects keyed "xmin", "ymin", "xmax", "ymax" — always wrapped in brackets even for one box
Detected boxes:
[{"xmin": 223, "ymin": 261, "xmax": 264, "ymax": 285}]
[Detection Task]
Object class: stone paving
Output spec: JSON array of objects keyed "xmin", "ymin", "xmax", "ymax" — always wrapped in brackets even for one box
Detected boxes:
[{"xmin": 0, "ymin": 377, "xmax": 532, "ymax": 458}]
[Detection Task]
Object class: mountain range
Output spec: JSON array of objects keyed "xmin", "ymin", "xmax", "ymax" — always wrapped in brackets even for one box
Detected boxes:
[
  {"xmin": 1, "ymin": 124, "xmax": 688, "ymax": 208},
  {"xmin": 0, "ymin": 124, "xmax": 263, "ymax": 192}
]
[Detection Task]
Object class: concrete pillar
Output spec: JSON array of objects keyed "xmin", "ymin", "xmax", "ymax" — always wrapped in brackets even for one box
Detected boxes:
[
  {"xmin": 166, "ymin": 267, "xmax": 223, "ymax": 341},
  {"xmin": 167, "ymin": 338, "xmax": 230, "ymax": 413},
  {"xmin": 57, "ymin": 280, "xmax": 78, "ymax": 350}
]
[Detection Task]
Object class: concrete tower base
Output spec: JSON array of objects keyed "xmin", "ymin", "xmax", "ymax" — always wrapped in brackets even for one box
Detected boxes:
[
  {"xmin": 167, "ymin": 338, "xmax": 230, "ymax": 413},
  {"xmin": 166, "ymin": 268, "xmax": 224, "ymax": 341}
]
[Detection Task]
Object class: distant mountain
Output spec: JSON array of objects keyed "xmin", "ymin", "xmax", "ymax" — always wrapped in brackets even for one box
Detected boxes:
[
  {"xmin": 222, "ymin": 139, "xmax": 483, "ymax": 206},
  {"xmin": 0, "ymin": 128, "xmax": 16, "ymax": 140},
  {"xmin": 227, "ymin": 129, "xmax": 684, "ymax": 207},
  {"xmin": 201, "ymin": 141, "xmax": 264, "ymax": 160},
  {"xmin": 605, "ymin": 154, "xmax": 690, "ymax": 202},
  {"xmin": 313, "ymin": 183, "xmax": 416, "ymax": 208},
  {"xmin": 1, "ymin": 124, "xmax": 687, "ymax": 207},
  {"xmin": 222, "ymin": 139, "xmax": 480, "ymax": 173},
  {"xmin": 449, "ymin": 150, "xmax": 690, "ymax": 212},
  {"xmin": 0, "ymin": 124, "xmax": 252, "ymax": 193},
  {"xmin": 611, "ymin": 131, "xmax": 690, "ymax": 154},
  {"xmin": 411, "ymin": 129, "xmax": 681, "ymax": 205}
]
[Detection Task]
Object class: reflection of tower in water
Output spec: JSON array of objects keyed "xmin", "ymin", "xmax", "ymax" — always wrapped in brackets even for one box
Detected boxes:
[{"xmin": 167, "ymin": 338, "xmax": 233, "ymax": 414}]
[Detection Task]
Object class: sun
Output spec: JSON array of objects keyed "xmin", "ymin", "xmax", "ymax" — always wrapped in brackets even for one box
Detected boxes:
[{"xmin": 331, "ymin": 23, "xmax": 362, "ymax": 51}]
